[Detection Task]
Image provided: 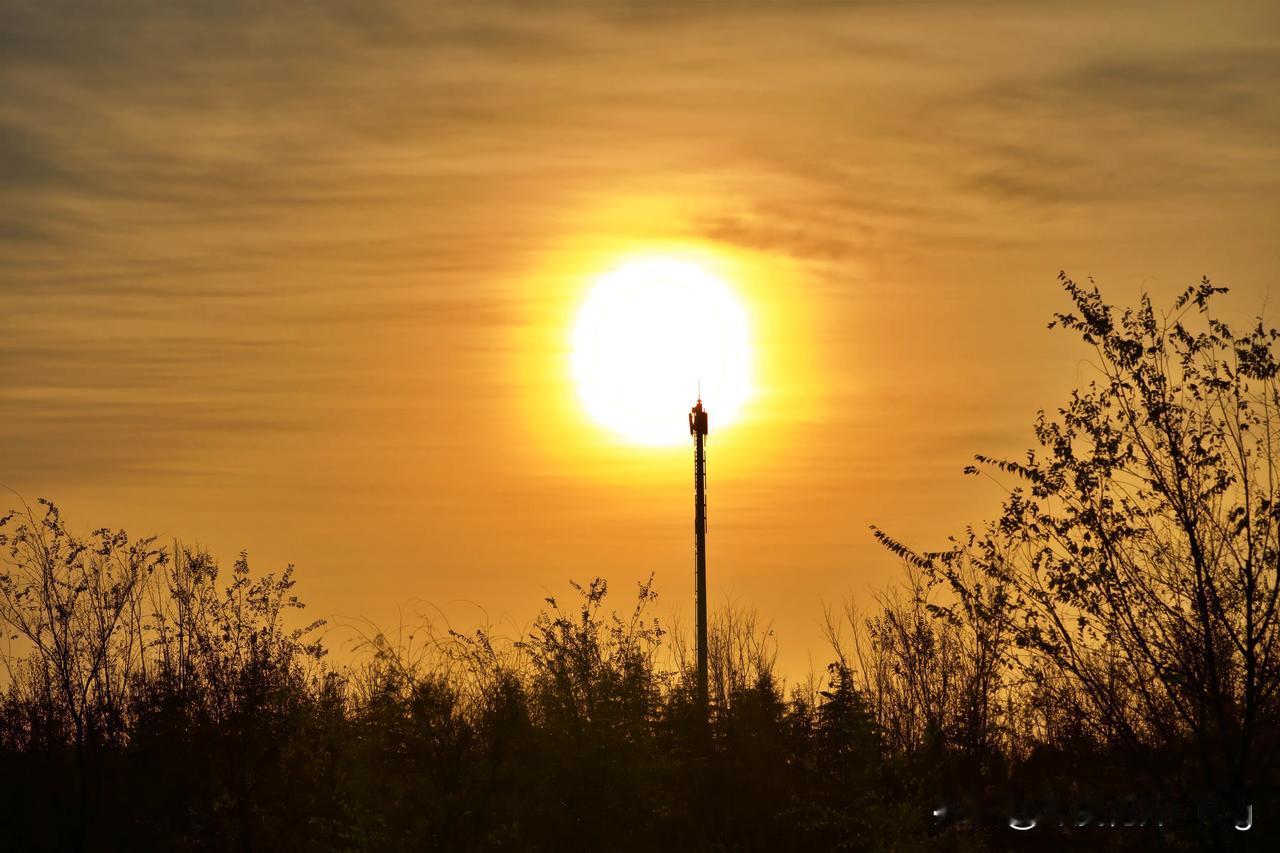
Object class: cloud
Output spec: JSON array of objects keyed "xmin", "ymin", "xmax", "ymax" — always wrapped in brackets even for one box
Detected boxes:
[
  {"xmin": 3, "ymin": 0, "xmax": 1279, "ymax": 490},
  {"xmin": 1059, "ymin": 48, "xmax": 1280, "ymax": 131}
]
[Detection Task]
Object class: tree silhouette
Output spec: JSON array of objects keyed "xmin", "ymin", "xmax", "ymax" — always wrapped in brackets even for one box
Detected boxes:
[{"xmin": 876, "ymin": 275, "xmax": 1280, "ymax": 846}]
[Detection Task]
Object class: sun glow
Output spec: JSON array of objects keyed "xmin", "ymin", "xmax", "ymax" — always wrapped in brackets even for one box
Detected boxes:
[{"xmin": 571, "ymin": 256, "xmax": 753, "ymax": 446}]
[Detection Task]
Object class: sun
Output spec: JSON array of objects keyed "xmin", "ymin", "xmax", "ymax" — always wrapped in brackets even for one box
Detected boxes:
[{"xmin": 571, "ymin": 256, "xmax": 753, "ymax": 446}]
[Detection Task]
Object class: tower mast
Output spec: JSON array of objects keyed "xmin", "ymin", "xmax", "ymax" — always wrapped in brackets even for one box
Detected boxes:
[{"xmin": 689, "ymin": 398, "xmax": 709, "ymax": 715}]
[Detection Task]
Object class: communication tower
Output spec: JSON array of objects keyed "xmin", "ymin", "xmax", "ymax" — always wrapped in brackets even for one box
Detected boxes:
[{"xmin": 689, "ymin": 398, "xmax": 709, "ymax": 714}]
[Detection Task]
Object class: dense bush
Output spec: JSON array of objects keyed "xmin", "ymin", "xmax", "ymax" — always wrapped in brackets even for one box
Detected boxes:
[
  {"xmin": 0, "ymin": 500, "xmax": 936, "ymax": 851},
  {"xmin": 0, "ymin": 502, "xmax": 1229, "ymax": 852}
]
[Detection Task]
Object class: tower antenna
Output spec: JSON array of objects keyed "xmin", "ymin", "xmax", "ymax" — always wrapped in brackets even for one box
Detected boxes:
[{"xmin": 688, "ymin": 397, "xmax": 709, "ymax": 719}]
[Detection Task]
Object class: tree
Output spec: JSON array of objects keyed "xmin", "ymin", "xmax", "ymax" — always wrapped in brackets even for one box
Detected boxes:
[
  {"xmin": 0, "ymin": 499, "xmax": 164, "ymax": 847},
  {"xmin": 877, "ymin": 275, "xmax": 1280, "ymax": 840},
  {"xmin": 0, "ymin": 499, "xmax": 163, "ymax": 752}
]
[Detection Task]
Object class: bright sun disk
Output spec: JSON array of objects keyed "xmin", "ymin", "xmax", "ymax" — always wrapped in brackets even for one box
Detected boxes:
[{"xmin": 571, "ymin": 256, "xmax": 753, "ymax": 446}]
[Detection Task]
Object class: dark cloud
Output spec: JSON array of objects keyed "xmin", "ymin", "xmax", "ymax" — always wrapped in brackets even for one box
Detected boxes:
[
  {"xmin": 0, "ymin": 120, "xmax": 71, "ymax": 188},
  {"xmin": 699, "ymin": 212, "xmax": 862, "ymax": 262},
  {"xmin": 1061, "ymin": 49, "xmax": 1280, "ymax": 130}
]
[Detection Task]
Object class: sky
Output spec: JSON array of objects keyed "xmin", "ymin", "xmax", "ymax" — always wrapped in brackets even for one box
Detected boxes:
[{"xmin": 3, "ymin": 0, "xmax": 1279, "ymax": 678}]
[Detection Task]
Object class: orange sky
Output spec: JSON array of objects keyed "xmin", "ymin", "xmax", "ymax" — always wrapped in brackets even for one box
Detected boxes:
[{"xmin": 3, "ymin": 0, "xmax": 1280, "ymax": 679}]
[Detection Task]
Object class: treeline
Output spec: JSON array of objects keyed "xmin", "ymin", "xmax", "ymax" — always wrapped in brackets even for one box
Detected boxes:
[
  {"xmin": 0, "ymin": 505, "xmax": 953, "ymax": 852},
  {"xmin": 3, "ymin": 278, "xmax": 1278, "ymax": 851}
]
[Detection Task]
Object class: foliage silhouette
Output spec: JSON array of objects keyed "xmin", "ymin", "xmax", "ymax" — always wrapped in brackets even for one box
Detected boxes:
[
  {"xmin": 3, "ymin": 276, "xmax": 1277, "ymax": 851},
  {"xmin": 874, "ymin": 275, "xmax": 1280, "ymax": 850}
]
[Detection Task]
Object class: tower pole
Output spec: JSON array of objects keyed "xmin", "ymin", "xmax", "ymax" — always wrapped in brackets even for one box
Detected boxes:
[{"xmin": 690, "ymin": 399, "xmax": 709, "ymax": 715}]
